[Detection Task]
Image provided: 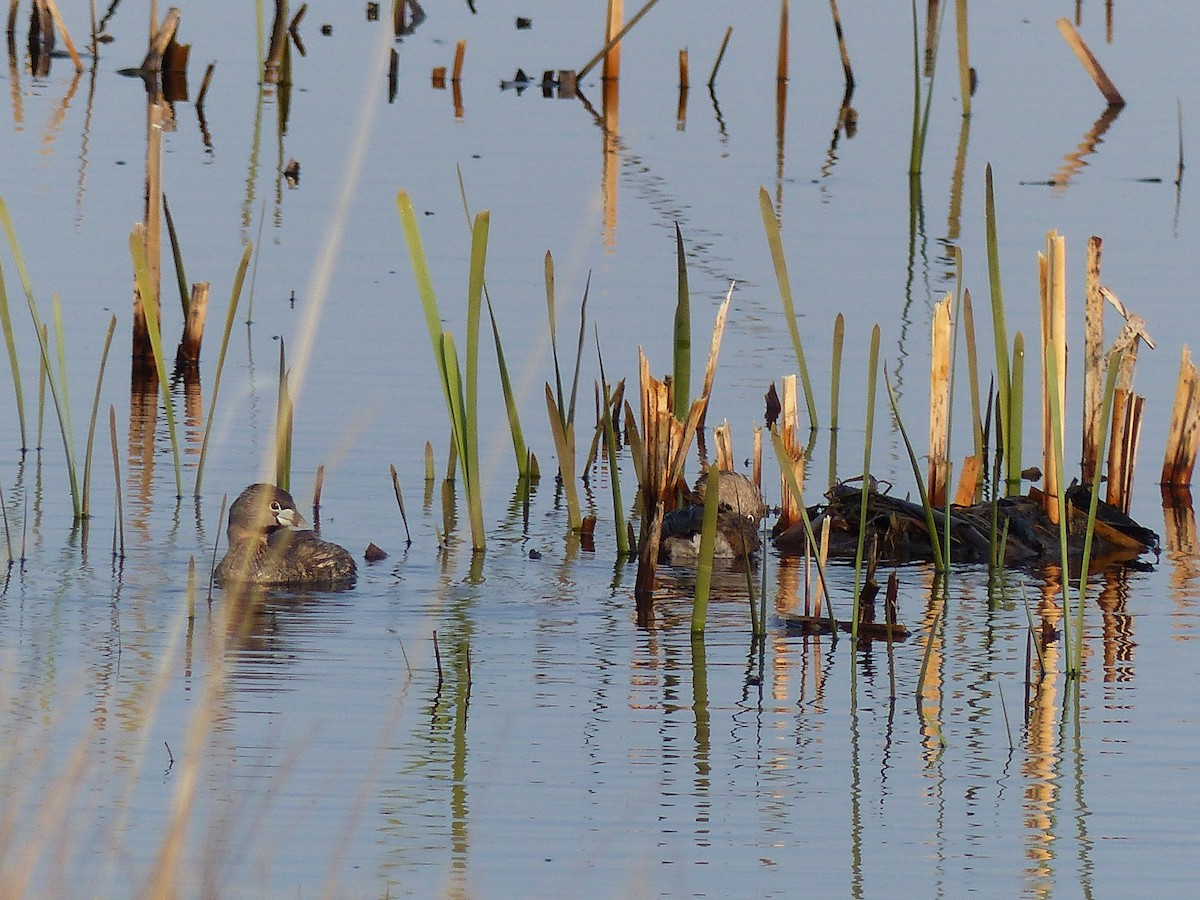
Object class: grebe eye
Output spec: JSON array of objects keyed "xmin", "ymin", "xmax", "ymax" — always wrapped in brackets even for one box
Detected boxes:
[{"xmin": 270, "ymin": 501, "xmax": 282, "ymax": 512}]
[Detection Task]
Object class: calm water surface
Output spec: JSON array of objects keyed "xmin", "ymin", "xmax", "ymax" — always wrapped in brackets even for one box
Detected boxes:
[{"xmin": 2, "ymin": 1, "xmax": 1200, "ymax": 896}]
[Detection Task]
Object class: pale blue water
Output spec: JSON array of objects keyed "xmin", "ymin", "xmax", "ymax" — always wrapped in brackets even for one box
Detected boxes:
[{"xmin": 1, "ymin": 1, "xmax": 1199, "ymax": 896}]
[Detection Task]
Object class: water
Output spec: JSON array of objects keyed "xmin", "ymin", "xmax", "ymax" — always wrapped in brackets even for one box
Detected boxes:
[{"xmin": 2, "ymin": 1, "xmax": 1200, "ymax": 895}]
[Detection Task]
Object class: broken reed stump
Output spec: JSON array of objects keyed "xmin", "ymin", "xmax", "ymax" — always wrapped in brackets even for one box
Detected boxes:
[
  {"xmin": 775, "ymin": 375, "xmax": 805, "ymax": 532},
  {"xmin": 1162, "ymin": 345, "xmax": 1200, "ymax": 498},
  {"xmin": 176, "ymin": 281, "xmax": 209, "ymax": 367}
]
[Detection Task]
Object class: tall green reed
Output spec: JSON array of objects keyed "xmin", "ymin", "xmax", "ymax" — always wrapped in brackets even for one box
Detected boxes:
[
  {"xmin": 673, "ymin": 224, "xmax": 691, "ymax": 422},
  {"xmin": 691, "ymin": 463, "xmax": 721, "ymax": 635},
  {"xmin": 2, "ymin": 200, "xmax": 82, "ymax": 515},
  {"xmin": 758, "ymin": 186, "xmax": 818, "ymax": 429},
  {"xmin": 397, "ymin": 189, "xmax": 489, "ymax": 552},
  {"xmin": 81, "ymin": 316, "xmax": 117, "ymax": 519},
  {"xmin": 0, "ymin": 252, "xmax": 26, "ymax": 451},
  {"xmin": 852, "ymin": 326, "xmax": 882, "ymax": 630}
]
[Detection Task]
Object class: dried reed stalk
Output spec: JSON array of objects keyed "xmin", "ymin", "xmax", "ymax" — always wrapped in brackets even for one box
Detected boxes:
[
  {"xmin": 1082, "ymin": 235, "xmax": 1104, "ymax": 485},
  {"xmin": 42, "ymin": 0, "xmax": 83, "ymax": 72},
  {"xmin": 928, "ymin": 293, "xmax": 952, "ymax": 506},
  {"xmin": 829, "ymin": 0, "xmax": 854, "ymax": 91},
  {"xmin": 1039, "ymin": 232, "xmax": 1067, "ymax": 524},
  {"xmin": 1056, "ymin": 18, "xmax": 1124, "ymax": 107},
  {"xmin": 1162, "ymin": 346, "xmax": 1200, "ymax": 488}
]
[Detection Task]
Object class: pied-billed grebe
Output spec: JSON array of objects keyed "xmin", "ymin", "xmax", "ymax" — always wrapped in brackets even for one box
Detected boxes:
[
  {"xmin": 660, "ymin": 470, "xmax": 767, "ymax": 565},
  {"xmin": 215, "ymin": 483, "xmax": 357, "ymax": 586}
]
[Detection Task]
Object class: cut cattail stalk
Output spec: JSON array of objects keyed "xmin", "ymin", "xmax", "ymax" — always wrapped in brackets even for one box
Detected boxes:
[
  {"xmin": 431, "ymin": 67, "xmax": 446, "ymax": 88},
  {"xmin": 777, "ymin": 375, "xmax": 804, "ymax": 531},
  {"xmin": 1039, "ymin": 232, "xmax": 1067, "ymax": 524},
  {"xmin": 1162, "ymin": 346, "xmax": 1200, "ymax": 489},
  {"xmin": 678, "ymin": 48, "xmax": 689, "ymax": 89},
  {"xmin": 928, "ymin": 293, "xmax": 952, "ymax": 507},
  {"xmin": 176, "ymin": 281, "xmax": 209, "ymax": 365},
  {"xmin": 1056, "ymin": 18, "xmax": 1125, "ymax": 107},
  {"xmin": 603, "ymin": 0, "xmax": 623, "ymax": 80}
]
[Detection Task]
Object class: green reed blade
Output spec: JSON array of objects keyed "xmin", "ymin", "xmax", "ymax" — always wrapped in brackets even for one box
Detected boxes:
[
  {"xmin": 194, "ymin": 242, "xmax": 251, "ymax": 497},
  {"xmin": 486, "ymin": 297, "xmax": 528, "ymax": 479},
  {"xmin": 37, "ymin": 324, "xmax": 47, "ymax": 449},
  {"xmin": 397, "ymin": 190, "xmax": 454, "ymax": 421},
  {"xmin": 567, "ymin": 273, "xmax": 590, "ymax": 429},
  {"xmin": 81, "ymin": 315, "xmax": 116, "ymax": 519},
  {"xmin": 545, "ymin": 383, "xmax": 582, "ymax": 531},
  {"xmin": 884, "ymin": 366, "xmax": 946, "ymax": 572},
  {"xmin": 1008, "ymin": 332, "xmax": 1025, "ymax": 496},
  {"xmin": 852, "ymin": 327, "xmax": 883, "ymax": 630},
  {"xmin": 758, "ymin": 187, "xmax": 818, "ymax": 429},
  {"xmin": 458, "ymin": 167, "xmax": 527, "ymax": 481},
  {"xmin": 162, "ymin": 192, "xmax": 190, "ymax": 318},
  {"xmin": 673, "ymin": 223, "xmax": 691, "ymax": 423},
  {"xmin": 464, "ymin": 212, "xmax": 489, "ymax": 551},
  {"xmin": 830, "ymin": 313, "xmax": 844, "ymax": 432},
  {"xmin": 771, "ymin": 426, "xmax": 839, "ymax": 637},
  {"xmin": 2, "ymin": 198, "xmax": 80, "ymax": 509},
  {"xmin": 596, "ymin": 336, "xmax": 627, "ymax": 555},
  {"xmin": 691, "ymin": 463, "xmax": 721, "ymax": 635},
  {"xmin": 274, "ymin": 338, "xmax": 292, "ymax": 492},
  {"xmin": 0, "ymin": 257, "xmax": 27, "ymax": 450},
  {"xmin": 390, "ymin": 463, "xmax": 412, "ymax": 544},
  {"xmin": 31, "ymin": 312, "xmax": 80, "ymax": 517},
  {"xmin": 130, "ymin": 230, "xmax": 183, "ymax": 500},
  {"xmin": 545, "ymin": 250, "xmax": 565, "ymax": 425},
  {"xmin": 984, "ymin": 164, "xmax": 1012, "ymax": 474},
  {"xmin": 51, "ymin": 293, "xmax": 75, "ymax": 468},
  {"xmin": 109, "ymin": 405, "xmax": 124, "ymax": 559}
]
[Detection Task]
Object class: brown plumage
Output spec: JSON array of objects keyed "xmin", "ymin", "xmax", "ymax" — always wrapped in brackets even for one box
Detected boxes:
[{"xmin": 215, "ymin": 483, "xmax": 357, "ymax": 587}]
